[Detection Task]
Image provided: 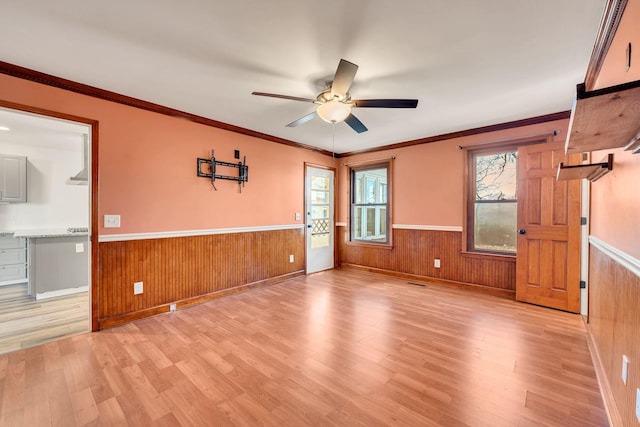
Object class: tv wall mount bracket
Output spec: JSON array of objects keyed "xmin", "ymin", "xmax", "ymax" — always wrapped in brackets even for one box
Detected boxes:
[{"xmin": 197, "ymin": 150, "xmax": 248, "ymax": 192}]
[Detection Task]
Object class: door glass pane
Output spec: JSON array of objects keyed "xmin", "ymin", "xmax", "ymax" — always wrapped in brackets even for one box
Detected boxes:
[
  {"xmin": 312, "ymin": 175, "xmax": 329, "ymax": 190},
  {"xmin": 311, "ymin": 206, "xmax": 329, "ymax": 219},
  {"xmin": 474, "ymin": 202, "xmax": 517, "ymax": 252},
  {"xmin": 310, "ymin": 175, "xmax": 330, "ymax": 249},
  {"xmin": 312, "ymin": 190, "xmax": 328, "ymax": 205}
]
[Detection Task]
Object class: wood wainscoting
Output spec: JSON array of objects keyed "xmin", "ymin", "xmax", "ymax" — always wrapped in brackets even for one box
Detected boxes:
[
  {"xmin": 338, "ymin": 227, "xmax": 516, "ymax": 296},
  {"xmin": 98, "ymin": 228, "xmax": 305, "ymax": 329},
  {"xmin": 586, "ymin": 239, "xmax": 640, "ymax": 427}
]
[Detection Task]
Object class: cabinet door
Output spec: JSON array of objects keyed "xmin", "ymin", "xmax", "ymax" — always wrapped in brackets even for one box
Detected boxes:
[{"xmin": 0, "ymin": 155, "xmax": 27, "ymax": 202}]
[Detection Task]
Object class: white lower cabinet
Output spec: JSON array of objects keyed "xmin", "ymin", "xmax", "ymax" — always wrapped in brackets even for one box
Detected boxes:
[{"xmin": 0, "ymin": 236, "xmax": 28, "ymax": 285}]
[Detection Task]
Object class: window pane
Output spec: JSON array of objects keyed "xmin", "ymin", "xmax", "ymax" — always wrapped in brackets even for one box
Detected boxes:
[
  {"xmin": 379, "ymin": 208, "xmax": 386, "ymax": 235},
  {"xmin": 366, "ymin": 207, "xmax": 375, "ymax": 237},
  {"xmin": 474, "ymin": 202, "xmax": 517, "ymax": 252},
  {"xmin": 353, "ymin": 206, "xmax": 362, "ymax": 239},
  {"xmin": 354, "ymin": 168, "xmax": 386, "ymax": 204},
  {"xmin": 475, "ymin": 152, "xmax": 517, "ymax": 200},
  {"xmin": 355, "ymin": 177, "xmax": 362, "ymax": 203}
]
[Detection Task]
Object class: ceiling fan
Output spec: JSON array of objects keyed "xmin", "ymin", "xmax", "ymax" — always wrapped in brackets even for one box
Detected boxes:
[{"xmin": 252, "ymin": 59, "xmax": 419, "ymax": 133}]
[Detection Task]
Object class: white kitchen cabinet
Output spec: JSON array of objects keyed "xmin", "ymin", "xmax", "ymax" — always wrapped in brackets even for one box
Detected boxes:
[
  {"xmin": 0, "ymin": 236, "xmax": 28, "ymax": 285},
  {"xmin": 0, "ymin": 154, "xmax": 27, "ymax": 203}
]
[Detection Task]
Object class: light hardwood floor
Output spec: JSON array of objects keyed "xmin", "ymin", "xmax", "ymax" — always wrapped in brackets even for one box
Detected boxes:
[
  {"xmin": 0, "ymin": 269, "xmax": 607, "ymax": 426},
  {"xmin": 0, "ymin": 283, "xmax": 89, "ymax": 355}
]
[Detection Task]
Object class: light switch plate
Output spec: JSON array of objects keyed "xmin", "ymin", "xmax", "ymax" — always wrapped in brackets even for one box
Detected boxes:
[
  {"xmin": 295, "ymin": 212, "xmax": 301, "ymax": 221},
  {"xmin": 104, "ymin": 214, "xmax": 121, "ymax": 228},
  {"xmin": 289, "ymin": 254, "xmax": 294, "ymax": 263},
  {"xmin": 75, "ymin": 243, "xmax": 84, "ymax": 253}
]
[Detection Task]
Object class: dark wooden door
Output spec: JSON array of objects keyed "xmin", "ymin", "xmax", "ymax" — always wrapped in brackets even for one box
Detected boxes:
[{"xmin": 516, "ymin": 141, "xmax": 581, "ymax": 312}]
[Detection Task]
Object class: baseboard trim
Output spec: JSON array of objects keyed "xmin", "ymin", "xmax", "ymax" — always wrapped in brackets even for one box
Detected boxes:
[
  {"xmin": 339, "ymin": 263, "xmax": 515, "ymax": 298},
  {"xmin": 583, "ymin": 316, "xmax": 623, "ymax": 427},
  {"xmin": 97, "ymin": 270, "xmax": 305, "ymax": 330},
  {"xmin": 36, "ymin": 285, "xmax": 88, "ymax": 300}
]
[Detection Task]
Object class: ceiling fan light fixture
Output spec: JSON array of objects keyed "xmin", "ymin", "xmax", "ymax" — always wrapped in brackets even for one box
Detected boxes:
[{"xmin": 317, "ymin": 100, "xmax": 351, "ymax": 123}]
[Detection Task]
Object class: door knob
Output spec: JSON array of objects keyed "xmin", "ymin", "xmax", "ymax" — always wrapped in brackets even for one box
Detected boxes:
[{"xmin": 518, "ymin": 229, "xmax": 526, "ymax": 235}]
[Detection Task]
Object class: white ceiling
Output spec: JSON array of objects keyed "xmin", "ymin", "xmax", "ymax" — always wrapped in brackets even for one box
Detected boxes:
[
  {"xmin": 0, "ymin": 0, "xmax": 606, "ymax": 154},
  {"xmin": 0, "ymin": 108, "xmax": 88, "ymax": 151}
]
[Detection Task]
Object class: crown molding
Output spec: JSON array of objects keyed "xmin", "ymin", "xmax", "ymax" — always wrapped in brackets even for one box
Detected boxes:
[
  {"xmin": 583, "ymin": 0, "xmax": 628, "ymax": 91},
  {"xmin": 0, "ymin": 60, "xmax": 334, "ymax": 157},
  {"xmin": 335, "ymin": 111, "xmax": 570, "ymax": 158}
]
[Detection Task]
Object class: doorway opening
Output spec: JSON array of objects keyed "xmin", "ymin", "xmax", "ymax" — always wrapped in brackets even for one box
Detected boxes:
[{"xmin": 0, "ymin": 106, "xmax": 92, "ymax": 354}]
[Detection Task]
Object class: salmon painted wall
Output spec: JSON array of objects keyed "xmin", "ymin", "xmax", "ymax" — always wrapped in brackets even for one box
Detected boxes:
[
  {"xmin": 0, "ymin": 75, "xmax": 332, "ymax": 235},
  {"xmin": 336, "ymin": 119, "xmax": 569, "ymax": 226},
  {"xmin": 590, "ymin": 0, "xmax": 640, "ymax": 259},
  {"xmin": 594, "ymin": 0, "xmax": 640, "ymax": 89}
]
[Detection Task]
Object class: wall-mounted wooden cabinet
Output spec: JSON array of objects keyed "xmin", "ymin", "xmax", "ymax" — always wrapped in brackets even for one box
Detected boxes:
[
  {"xmin": 0, "ymin": 154, "xmax": 27, "ymax": 203},
  {"xmin": 565, "ymin": 79, "xmax": 640, "ymax": 153}
]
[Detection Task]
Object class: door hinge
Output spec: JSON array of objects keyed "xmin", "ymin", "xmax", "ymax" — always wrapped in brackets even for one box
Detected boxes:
[
  {"xmin": 581, "ymin": 217, "xmax": 588, "ymax": 226},
  {"xmin": 580, "ymin": 280, "xmax": 586, "ymax": 289}
]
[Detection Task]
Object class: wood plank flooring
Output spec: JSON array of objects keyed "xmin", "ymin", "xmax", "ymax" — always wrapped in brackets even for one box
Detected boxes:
[
  {"xmin": 0, "ymin": 269, "xmax": 607, "ymax": 426},
  {"xmin": 0, "ymin": 283, "xmax": 89, "ymax": 355}
]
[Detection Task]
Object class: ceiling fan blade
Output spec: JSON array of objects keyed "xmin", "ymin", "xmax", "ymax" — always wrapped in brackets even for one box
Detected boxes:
[
  {"xmin": 345, "ymin": 113, "xmax": 368, "ymax": 133},
  {"xmin": 330, "ymin": 59, "xmax": 358, "ymax": 98},
  {"xmin": 252, "ymin": 92, "xmax": 316, "ymax": 103},
  {"xmin": 286, "ymin": 111, "xmax": 317, "ymax": 127},
  {"xmin": 352, "ymin": 99, "xmax": 419, "ymax": 108}
]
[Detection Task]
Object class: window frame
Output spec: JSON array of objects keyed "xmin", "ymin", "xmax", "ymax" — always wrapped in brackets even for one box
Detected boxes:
[
  {"xmin": 348, "ymin": 160, "xmax": 393, "ymax": 248},
  {"xmin": 464, "ymin": 143, "xmax": 520, "ymax": 256}
]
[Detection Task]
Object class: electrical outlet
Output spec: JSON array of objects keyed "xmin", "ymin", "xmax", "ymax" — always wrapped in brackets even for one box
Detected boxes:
[
  {"xmin": 636, "ymin": 389, "xmax": 640, "ymax": 422},
  {"xmin": 170, "ymin": 303, "xmax": 176, "ymax": 312},
  {"xmin": 295, "ymin": 212, "xmax": 301, "ymax": 221},
  {"xmin": 622, "ymin": 355, "xmax": 630, "ymax": 385},
  {"xmin": 134, "ymin": 281, "xmax": 143, "ymax": 295},
  {"xmin": 289, "ymin": 254, "xmax": 294, "ymax": 263},
  {"xmin": 104, "ymin": 214, "xmax": 121, "ymax": 228},
  {"xmin": 434, "ymin": 259, "xmax": 441, "ymax": 268}
]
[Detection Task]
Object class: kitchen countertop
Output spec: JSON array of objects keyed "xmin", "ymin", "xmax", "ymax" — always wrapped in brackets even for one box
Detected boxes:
[{"xmin": 4, "ymin": 228, "xmax": 89, "ymax": 238}]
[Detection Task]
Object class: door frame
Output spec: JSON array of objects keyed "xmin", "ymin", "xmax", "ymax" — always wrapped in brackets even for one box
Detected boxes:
[
  {"xmin": 304, "ymin": 162, "xmax": 337, "ymax": 273},
  {"xmin": 0, "ymin": 99, "xmax": 100, "ymax": 331}
]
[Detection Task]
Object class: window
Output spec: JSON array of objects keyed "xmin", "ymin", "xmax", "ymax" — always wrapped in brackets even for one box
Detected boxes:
[
  {"xmin": 467, "ymin": 147, "xmax": 518, "ymax": 254},
  {"xmin": 350, "ymin": 162, "xmax": 390, "ymax": 244}
]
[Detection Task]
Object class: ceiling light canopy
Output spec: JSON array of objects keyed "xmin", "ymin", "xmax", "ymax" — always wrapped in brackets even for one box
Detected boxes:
[{"xmin": 316, "ymin": 99, "xmax": 352, "ymax": 123}]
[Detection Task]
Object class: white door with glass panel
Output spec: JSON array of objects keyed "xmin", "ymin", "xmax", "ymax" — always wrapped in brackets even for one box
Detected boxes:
[{"xmin": 306, "ymin": 167, "xmax": 334, "ymax": 273}]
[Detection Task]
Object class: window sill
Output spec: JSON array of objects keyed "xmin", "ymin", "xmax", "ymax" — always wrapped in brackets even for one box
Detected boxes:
[
  {"xmin": 460, "ymin": 250, "xmax": 516, "ymax": 262},
  {"xmin": 346, "ymin": 240, "xmax": 394, "ymax": 250}
]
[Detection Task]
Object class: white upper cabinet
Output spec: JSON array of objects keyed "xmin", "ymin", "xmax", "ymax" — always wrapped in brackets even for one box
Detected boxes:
[{"xmin": 0, "ymin": 154, "xmax": 27, "ymax": 203}]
